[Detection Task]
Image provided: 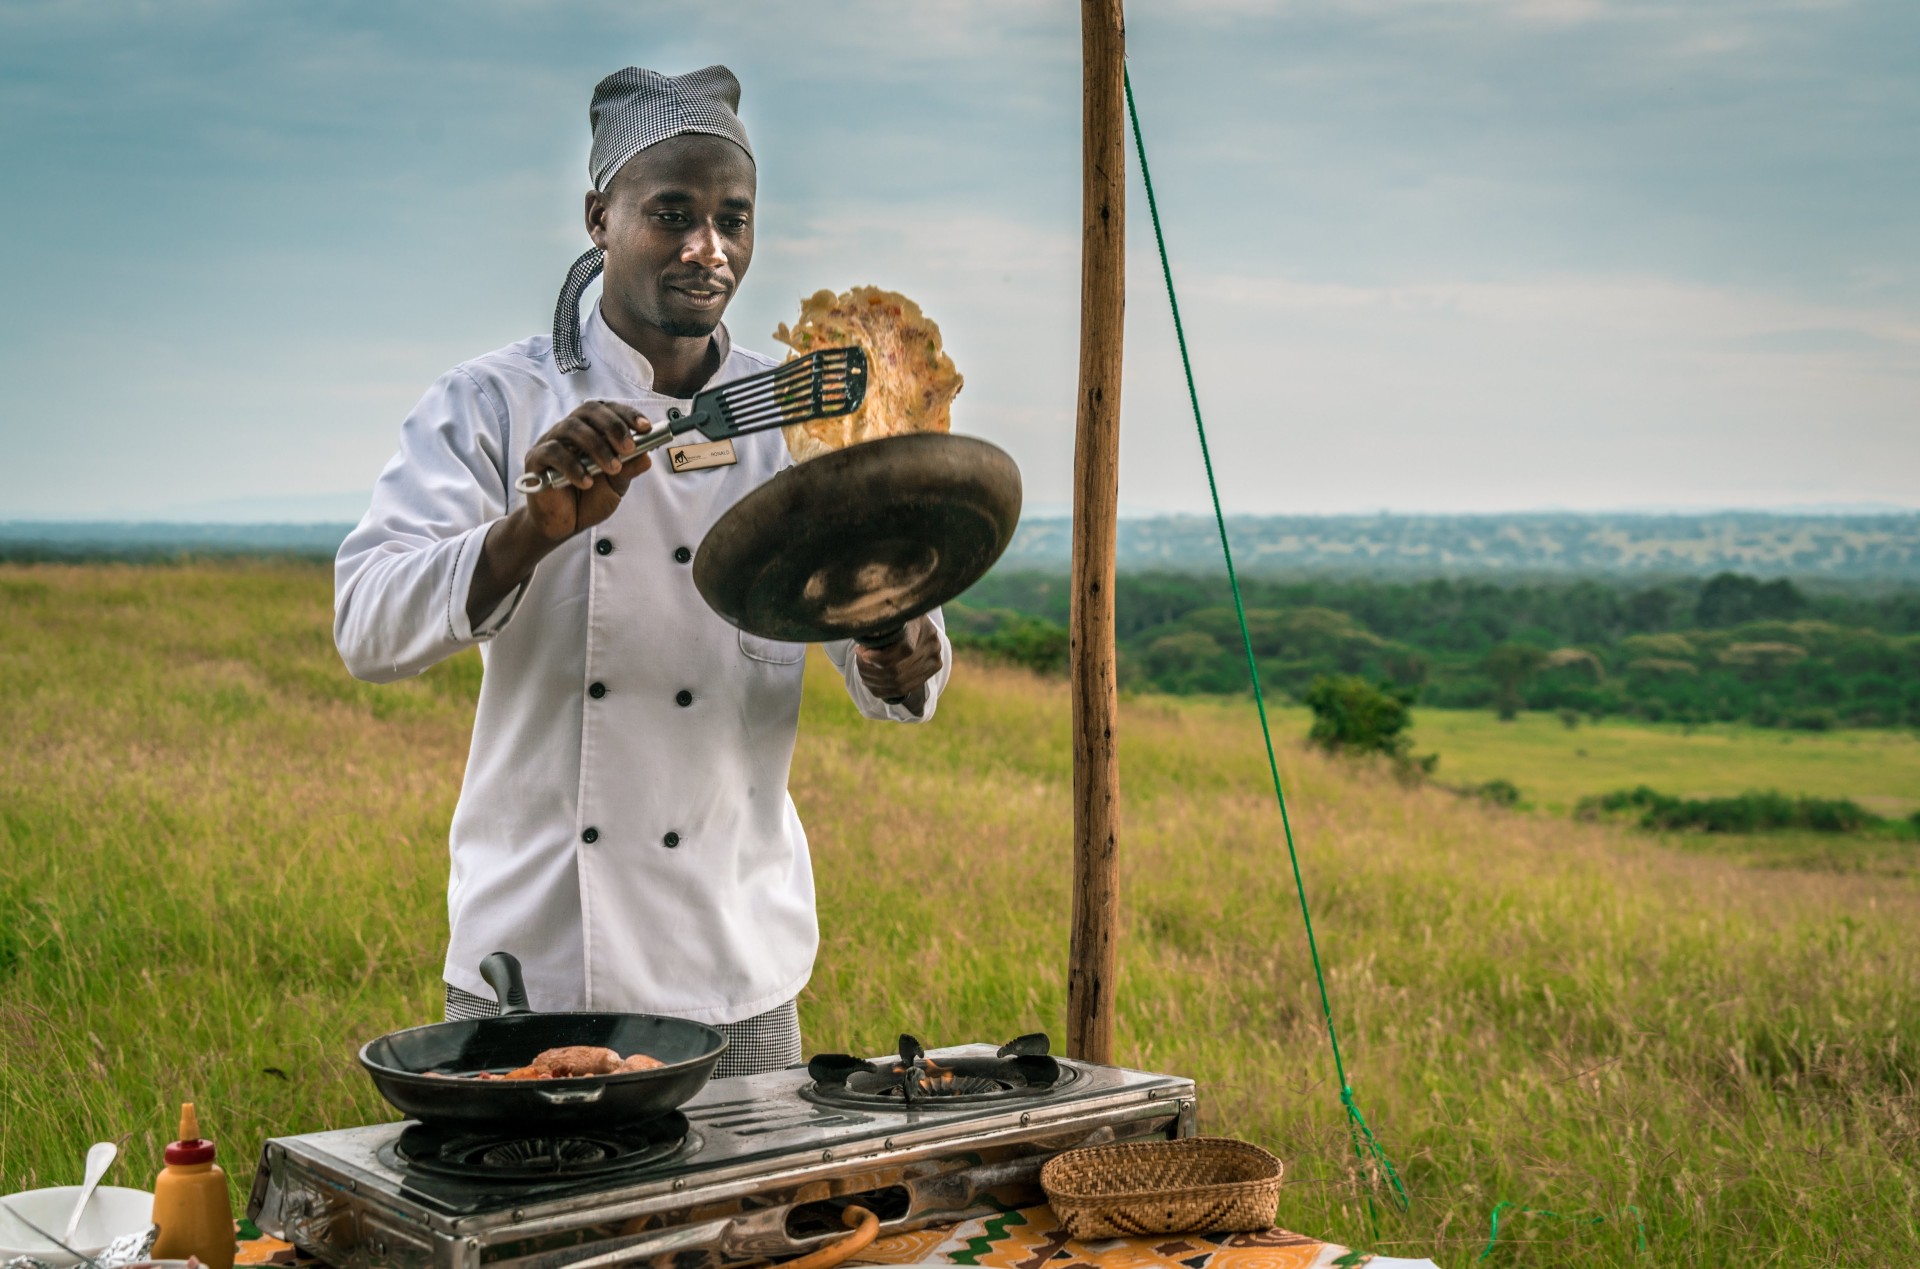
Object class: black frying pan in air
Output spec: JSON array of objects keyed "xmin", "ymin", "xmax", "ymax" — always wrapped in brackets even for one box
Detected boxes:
[
  {"xmin": 358, "ymin": 952, "xmax": 727, "ymax": 1132},
  {"xmin": 692, "ymin": 432, "xmax": 1022, "ymax": 645}
]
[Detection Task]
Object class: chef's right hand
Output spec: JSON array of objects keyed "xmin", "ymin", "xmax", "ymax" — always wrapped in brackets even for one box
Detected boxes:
[{"xmin": 523, "ymin": 402, "xmax": 653, "ymax": 540}]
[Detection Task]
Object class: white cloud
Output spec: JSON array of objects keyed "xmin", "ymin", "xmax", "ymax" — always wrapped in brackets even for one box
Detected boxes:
[
  {"xmin": 0, "ymin": 0, "xmax": 1912, "ymax": 518},
  {"xmin": 1189, "ymin": 272, "xmax": 1920, "ymax": 352}
]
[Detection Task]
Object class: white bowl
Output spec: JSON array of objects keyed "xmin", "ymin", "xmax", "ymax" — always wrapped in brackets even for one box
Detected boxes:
[{"xmin": 0, "ymin": 1185, "xmax": 155, "ymax": 1266}]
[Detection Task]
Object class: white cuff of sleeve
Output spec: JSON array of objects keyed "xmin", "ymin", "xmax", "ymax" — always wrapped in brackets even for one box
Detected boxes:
[{"xmin": 447, "ymin": 519, "xmax": 529, "ymax": 644}]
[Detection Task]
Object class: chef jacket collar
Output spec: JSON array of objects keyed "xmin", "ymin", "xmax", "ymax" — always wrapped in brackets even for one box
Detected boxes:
[{"xmin": 583, "ymin": 301, "xmax": 734, "ymax": 400}]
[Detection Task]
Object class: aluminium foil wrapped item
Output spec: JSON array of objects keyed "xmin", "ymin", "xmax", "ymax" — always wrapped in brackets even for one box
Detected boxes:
[{"xmin": 2, "ymin": 1221, "xmax": 159, "ymax": 1269}]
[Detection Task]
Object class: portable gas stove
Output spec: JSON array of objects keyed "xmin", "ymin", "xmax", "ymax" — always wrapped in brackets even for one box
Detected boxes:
[{"xmin": 248, "ymin": 1035, "xmax": 1197, "ymax": 1269}]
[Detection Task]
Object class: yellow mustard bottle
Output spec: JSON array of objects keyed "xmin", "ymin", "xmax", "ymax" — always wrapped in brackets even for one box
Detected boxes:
[{"xmin": 150, "ymin": 1102, "xmax": 236, "ymax": 1269}]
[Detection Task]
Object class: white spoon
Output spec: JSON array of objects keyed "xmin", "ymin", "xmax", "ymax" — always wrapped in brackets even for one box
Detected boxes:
[{"xmin": 63, "ymin": 1140, "xmax": 118, "ymax": 1244}]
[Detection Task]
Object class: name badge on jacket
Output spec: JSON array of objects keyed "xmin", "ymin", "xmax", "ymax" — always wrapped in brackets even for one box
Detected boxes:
[{"xmin": 667, "ymin": 439, "xmax": 738, "ymax": 473}]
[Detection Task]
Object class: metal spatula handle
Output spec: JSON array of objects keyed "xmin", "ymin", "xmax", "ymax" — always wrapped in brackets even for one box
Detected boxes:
[
  {"xmin": 515, "ymin": 347, "xmax": 866, "ymax": 496},
  {"xmin": 515, "ymin": 424, "xmax": 679, "ymax": 495}
]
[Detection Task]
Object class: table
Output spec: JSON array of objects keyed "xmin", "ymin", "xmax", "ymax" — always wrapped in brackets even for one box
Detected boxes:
[{"xmin": 236, "ymin": 1203, "xmax": 1437, "ymax": 1269}]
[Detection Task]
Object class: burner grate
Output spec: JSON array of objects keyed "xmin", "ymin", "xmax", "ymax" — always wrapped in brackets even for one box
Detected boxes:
[
  {"xmin": 474, "ymin": 1137, "xmax": 613, "ymax": 1170},
  {"xmin": 384, "ymin": 1111, "xmax": 693, "ymax": 1183},
  {"xmin": 805, "ymin": 1034, "xmax": 1072, "ymax": 1109}
]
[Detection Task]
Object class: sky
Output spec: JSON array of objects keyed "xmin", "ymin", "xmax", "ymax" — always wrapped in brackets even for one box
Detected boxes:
[{"xmin": 0, "ymin": 0, "xmax": 1914, "ymax": 521}]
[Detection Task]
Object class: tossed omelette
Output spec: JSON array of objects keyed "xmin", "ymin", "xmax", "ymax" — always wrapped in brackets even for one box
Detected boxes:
[{"xmin": 773, "ymin": 287, "xmax": 963, "ymax": 462}]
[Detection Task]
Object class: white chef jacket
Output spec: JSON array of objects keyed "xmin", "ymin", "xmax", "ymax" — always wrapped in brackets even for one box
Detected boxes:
[{"xmin": 334, "ymin": 305, "xmax": 951, "ymax": 1023}]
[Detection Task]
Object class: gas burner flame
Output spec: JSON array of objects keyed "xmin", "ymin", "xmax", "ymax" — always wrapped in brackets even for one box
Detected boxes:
[{"xmin": 889, "ymin": 1058, "xmax": 1009, "ymax": 1101}]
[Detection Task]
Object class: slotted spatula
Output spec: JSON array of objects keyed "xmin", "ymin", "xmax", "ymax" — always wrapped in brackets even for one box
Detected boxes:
[{"xmin": 515, "ymin": 346, "xmax": 867, "ymax": 495}]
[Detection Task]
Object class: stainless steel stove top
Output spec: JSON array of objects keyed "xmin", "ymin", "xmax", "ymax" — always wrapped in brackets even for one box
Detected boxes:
[{"xmin": 248, "ymin": 1045, "xmax": 1197, "ymax": 1269}]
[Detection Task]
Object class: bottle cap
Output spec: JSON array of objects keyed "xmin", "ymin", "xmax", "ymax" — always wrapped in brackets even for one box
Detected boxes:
[{"xmin": 165, "ymin": 1101, "xmax": 217, "ymax": 1166}]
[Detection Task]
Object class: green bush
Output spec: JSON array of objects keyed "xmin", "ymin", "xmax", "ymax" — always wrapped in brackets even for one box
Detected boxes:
[
  {"xmin": 1471, "ymin": 778, "xmax": 1524, "ymax": 808},
  {"xmin": 947, "ymin": 605, "xmax": 1071, "ymax": 676},
  {"xmin": 1303, "ymin": 675, "xmax": 1437, "ymax": 781},
  {"xmin": 1304, "ymin": 674, "xmax": 1414, "ymax": 758},
  {"xmin": 1788, "ymin": 707, "xmax": 1838, "ymax": 732},
  {"xmin": 1576, "ymin": 786, "xmax": 1882, "ymax": 834}
]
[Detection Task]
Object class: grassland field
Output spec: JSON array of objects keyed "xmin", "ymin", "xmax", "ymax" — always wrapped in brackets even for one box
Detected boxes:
[
  {"xmin": 2, "ymin": 562, "xmax": 1918, "ymax": 1266},
  {"xmin": 1199, "ymin": 701, "xmax": 1919, "ymax": 820}
]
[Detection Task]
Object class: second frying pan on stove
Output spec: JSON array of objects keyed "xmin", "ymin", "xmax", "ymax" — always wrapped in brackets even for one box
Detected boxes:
[{"xmin": 358, "ymin": 952, "xmax": 727, "ymax": 1131}]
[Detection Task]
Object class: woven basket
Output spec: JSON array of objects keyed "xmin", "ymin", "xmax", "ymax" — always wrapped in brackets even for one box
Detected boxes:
[{"xmin": 1040, "ymin": 1137, "xmax": 1284, "ymax": 1239}]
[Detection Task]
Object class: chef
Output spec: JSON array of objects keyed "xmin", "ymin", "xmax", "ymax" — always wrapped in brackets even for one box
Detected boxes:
[{"xmin": 334, "ymin": 64, "xmax": 949, "ymax": 1077}]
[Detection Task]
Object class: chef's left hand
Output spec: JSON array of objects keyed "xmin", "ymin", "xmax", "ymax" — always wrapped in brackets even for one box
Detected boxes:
[{"xmin": 855, "ymin": 615, "xmax": 942, "ymax": 709}]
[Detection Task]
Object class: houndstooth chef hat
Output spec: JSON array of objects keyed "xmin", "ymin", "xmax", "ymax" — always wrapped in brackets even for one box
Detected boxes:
[{"xmin": 554, "ymin": 64, "xmax": 754, "ymax": 373}]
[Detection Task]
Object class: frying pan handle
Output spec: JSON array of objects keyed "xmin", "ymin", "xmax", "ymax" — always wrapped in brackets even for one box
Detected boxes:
[
  {"xmin": 478, "ymin": 951, "xmax": 533, "ymax": 1016},
  {"xmin": 854, "ymin": 627, "xmax": 909, "ymax": 706}
]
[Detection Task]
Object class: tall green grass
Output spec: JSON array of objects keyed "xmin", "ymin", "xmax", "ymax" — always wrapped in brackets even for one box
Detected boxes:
[{"xmin": 3, "ymin": 564, "xmax": 1917, "ymax": 1266}]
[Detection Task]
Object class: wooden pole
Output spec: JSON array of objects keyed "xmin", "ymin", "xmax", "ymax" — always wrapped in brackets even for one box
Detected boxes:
[{"xmin": 1067, "ymin": 0, "xmax": 1125, "ymax": 1065}]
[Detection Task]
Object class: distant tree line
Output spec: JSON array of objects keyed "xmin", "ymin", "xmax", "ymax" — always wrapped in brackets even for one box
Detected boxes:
[{"xmin": 947, "ymin": 570, "xmax": 1920, "ymax": 729}]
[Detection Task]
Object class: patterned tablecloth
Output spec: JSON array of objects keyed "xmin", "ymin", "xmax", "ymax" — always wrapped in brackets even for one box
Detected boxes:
[
  {"xmin": 236, "ymin": 1203, "xmax": 1437, "ymax": 1269},
  {"xmin": 850, "ymin": 1203, "xmax": 1358, "ymax": 1269}
]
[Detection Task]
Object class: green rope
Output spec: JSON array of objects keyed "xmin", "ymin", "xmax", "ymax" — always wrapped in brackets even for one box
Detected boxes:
[
  {"xmin": 1479, "ymin": 1201, "xmax": 1648, "ymax": 1260},
  {"xmin": 1123, "ymin": 64, "xmax": 1409, "ymax": 1218}
]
